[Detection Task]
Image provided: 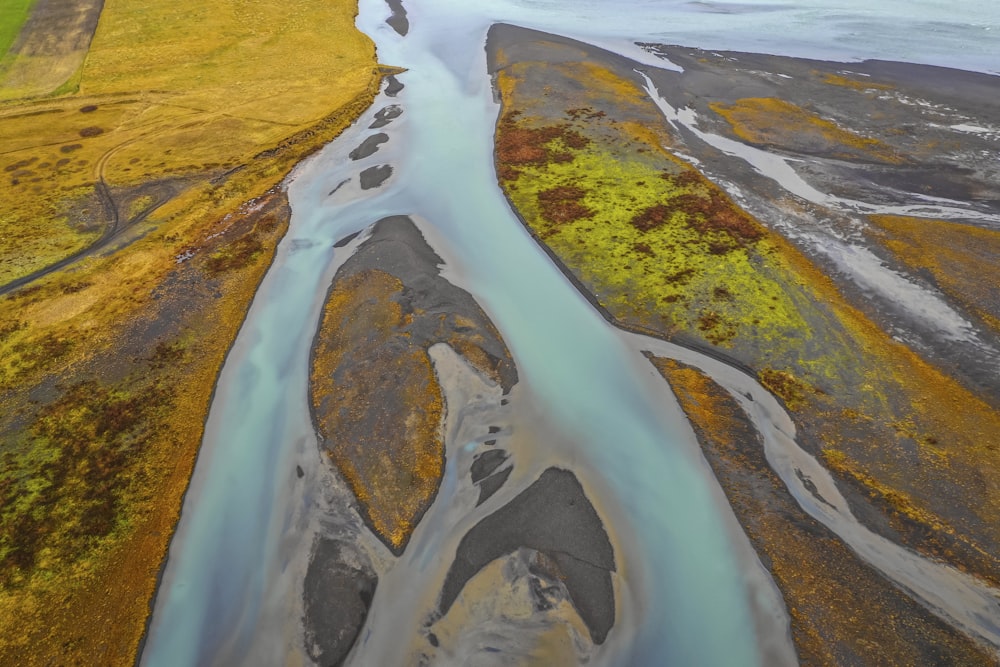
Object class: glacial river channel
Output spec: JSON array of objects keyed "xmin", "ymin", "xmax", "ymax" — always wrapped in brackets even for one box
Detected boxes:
[{"xmin": 141, "ymin": 1, "xmax": 1000, "ymax": 665}]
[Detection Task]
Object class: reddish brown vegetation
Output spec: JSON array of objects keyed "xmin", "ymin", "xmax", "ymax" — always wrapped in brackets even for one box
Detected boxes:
[
  {"xmin": 664, "ymin": 268, "xmax": 695, "ymax": 285},
  {"xmin": 565, "ymin": 107, "xmax": 607, "ymax": 121},
  {"xmin": 203, "ymin": 212, "xmax": 280, "ymax": 275},
  {"xmin": 537, "ymin": 185, "xmax": 594, "ymax": 225},
  {"xmin": 631, "ymin": 185, "xmax": 765, "ymax": 249},
  {"xmin": 561, "ymin": 131, "xmax": 590, "ymax": 150},
  {"xmin": 697, "ymin": 310, "xmax": 736, "ymax": 344},
  {"xmin": 664, "ymin": 170, "xmax": 702, "ymax": 187},
  {"xmin": 697, "ymin": 310, "xmax": 722, "ymax": 332},
  {"xmin": 495, "ymin": 115, "xmax": 591, "ymax": 181},
  {"xmin": 0, "ymin": 378, "xmax": 172, "ymax": 582},
  {"xmin": 630, "ymin": 204, "xmax": 674, "ymax": 231},
  {"xmin": 713, "ymin": 286, "xmax": 734, "ymax": 300},
  {"xmin": 759, "ymin": 368, "xmax": 813, "ymax": 408},
  {"xmin": 708, "ymin": 240, "xmax": 736, "ymax": 255},
  {"xmin": 633, "ymin": 241, "xmax": 655, "ymax": 256}
]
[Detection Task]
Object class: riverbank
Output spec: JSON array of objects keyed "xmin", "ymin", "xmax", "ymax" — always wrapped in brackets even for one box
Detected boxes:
[
  {"xmin": 654, "ymin": 357, "xmax": 994, "ymax": 665},
  {"xmin": 488, "ymin": 21, "xmax": 1000, "ymax": 662},
  {"xmin": 0, "ymin": 0, "xmax": 381, "ymax": 662}
]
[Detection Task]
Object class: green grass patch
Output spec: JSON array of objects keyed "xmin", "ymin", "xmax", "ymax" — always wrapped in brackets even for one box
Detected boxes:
[
  {"xmin": 0, "ymin": 367, "xmax": 176, "ymax": 587},
  {"xmin": 0, "ymin": 0, "xmax": 34, "ymax": 58}
]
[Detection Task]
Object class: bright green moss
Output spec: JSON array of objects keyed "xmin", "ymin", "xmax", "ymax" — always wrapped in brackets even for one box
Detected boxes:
[
  {"xmin": 505, "ymin": 143, "xmax": 811, "ymax": 350},
  {"xmin": 494, "ymin": 58, "xmax": 1000, "ymax": 602}
]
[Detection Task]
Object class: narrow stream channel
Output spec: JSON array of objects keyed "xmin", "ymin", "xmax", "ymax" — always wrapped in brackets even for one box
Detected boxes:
[{"xmin": 140, "ymin": 1, "xmax": 1000, "ymax": 665}]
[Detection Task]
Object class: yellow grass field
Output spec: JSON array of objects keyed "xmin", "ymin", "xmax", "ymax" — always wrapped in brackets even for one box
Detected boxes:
[{"xmin": 0, "ymin": 0, "xmax": 380, "ymax": 663}]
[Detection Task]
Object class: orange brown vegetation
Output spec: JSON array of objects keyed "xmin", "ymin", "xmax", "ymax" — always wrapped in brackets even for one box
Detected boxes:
[
  {"xmin": 451, "ymin": 338, "xmax": 504, "ymax": 387},
  {"xmin": 758, "ymin": 368, "xmax": 816, "ymax": 410},
  {"xmin": 630, "ymin": 187, "xmax": 764, "ymax": 247},
  {"xmin": 821, "ymin": 446, "xmax": 1000, "ymax": 587},
  {"xmin": 537, "ymin": 185, "xmax": 594, "ymax": 225},
  {"xmin": 495, "ymin": 115, "xmax": 590, "ymax": 182},
  {"xmin": 867, "ymin": 215, "xmax": 1000, "ymax": 336},
  {"xmin": 0, "ymin": 189, "xmax": 291, "ymax": 665},
  {"xmin": 311, "ymin": 270, "xmax": 445, "ymax": 554},
  {"xmin": 821, "ymin": 72, "xmax": 893, "ymax": 92},
  {"xmin": 629, "ymin": 203, "xmax": 674, "ymax": 232},
  {"xmin": 653, "ymin": 356, "xmax": 995, "ymax": 666},
  {"xmin": 710, "ymin": 97, "xmax": 904, "ymax": 163},
  {"xmin": 494, "ymin": 47, "xmax": 1000, "ymax": 594}
]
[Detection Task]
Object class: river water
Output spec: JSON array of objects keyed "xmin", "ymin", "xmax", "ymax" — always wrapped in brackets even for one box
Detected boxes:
[{"xmin": 140, "ymin": 1, "xmax": 1000, "ymax": 665}]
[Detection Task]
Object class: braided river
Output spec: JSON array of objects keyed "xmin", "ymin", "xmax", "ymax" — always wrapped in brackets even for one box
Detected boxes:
[{"xmin": 141, "ymin": 1, "xmax": 1000, "ymax": 665}]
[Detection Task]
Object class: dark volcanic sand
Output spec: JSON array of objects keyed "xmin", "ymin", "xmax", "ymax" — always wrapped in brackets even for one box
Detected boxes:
[
  {"xmin": 309, "ymin": 214, "xmax": 517, "ymax": 557},
  {"xmin": 384, "ymin": 74, "xmax": 404, "ymax": 97},
  {"xmin": 654, "ymin": 357, "xmax": 994, "ymax": 665},
  {"xmin": 349, "ymin": 132, "xmax": 389, "ymax": 160},
  {"xmin": 487, "ymin": 22, "xmax": 1000, "ymax": 663},
  {"xmin": 305, "ymin": 215, "xmax": 525, "ymax": 662},
  {"xmin": 303, "ymin": 539, "xmax": 378, "ymax": 667},
  {"xmin": 332, "ymin": 215, "xmax": 517, "ymax": 392},
  {"xmin": 439, "ymin": 467, "xmax": 616, "ymax": 644},
  {"xmin": 384, "ymin": 0, "xmax": 409, "ymax": 37},
  {"xmin": 470, "ymin": 449, "xmax": 508, "ymax": 483},
  {"xmin": 369, "ymin": 104, "xmax": 403, "ymax": 129},
  {"xmin": 470, "ymin": 449, "xmax": 512, "ymax": 506},
  {"xmin": 359, "ymin": 164, "xmax": 392, "ymax": 189}
]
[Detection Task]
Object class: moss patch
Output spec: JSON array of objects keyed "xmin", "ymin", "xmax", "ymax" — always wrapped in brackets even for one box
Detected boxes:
[
  {"xmin": 496, "ymin": 66, "xmax": 814, "ymax": 357},
  {"xmin": 0, "ymin": 0, "xmax": 35, "ymax": 58}
]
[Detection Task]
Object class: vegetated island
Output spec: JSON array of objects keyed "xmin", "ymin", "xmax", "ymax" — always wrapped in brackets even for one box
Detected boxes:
[
  {"xmin": 0, "ymin": 0, "xmax": 384, "ymax": 663},
  {"xmin": 488, "ymin": 23, "xmax": 1000, "ymax": 665},
  {"xmin": 307, "ymin": 216, "xmax": 618, "ymax": 664}
]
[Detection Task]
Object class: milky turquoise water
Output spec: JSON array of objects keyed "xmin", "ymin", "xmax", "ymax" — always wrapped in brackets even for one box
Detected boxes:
[
  {"xmin": 482, "ymin": 0, "xmax": 1000, "ymax": 74},
  {"xmin": 140, "ymin": 2, "xmax": 1000, "ymax": 665}
]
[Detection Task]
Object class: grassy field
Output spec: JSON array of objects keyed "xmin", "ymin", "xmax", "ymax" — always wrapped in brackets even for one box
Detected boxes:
[
  {"xmin": 1, "ymin": 0, "xmax": 376, "ymax": 286},
  {"xmin": 0, "ymin": 0, "xmax": 380, "ymax": 663}
]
